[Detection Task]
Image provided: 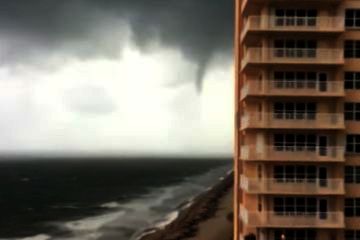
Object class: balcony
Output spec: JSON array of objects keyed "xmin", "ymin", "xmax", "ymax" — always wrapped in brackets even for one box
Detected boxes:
[
  {"xmin": 241, "ymin": 0, "xmax": 341, "ymax": 14},
  {"xmin": 241, "ymin": 48, "xmax": 344, "ymax": 70},
  {"xmin": 241, "ymin": 80, "xmax": 344, "ymax": 99},
  {"xmin": 240, "ymin": 175, "xmax": 345, "ymax": 195},
  {"xmin": 240, "ymin": 146, "xmax": 345, "ymax": 162},
  {"xmin": 240, "ymin": 205, "xmax": 345, "ymax": 229},
  {"xmin": 240, "ymin": 112, "xmax": 344, "ymax": 130},
  {"xmin": 241, "ymin": 16, "xmax": 344, "ymax": 40}
]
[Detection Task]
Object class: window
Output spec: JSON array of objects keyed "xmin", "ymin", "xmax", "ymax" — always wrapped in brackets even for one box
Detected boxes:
[
  {"xmin": 345, "ymin": 230, "xmax": 360, "ymax": 240},
  {"xmin": 274, "ymin": 165, "xmax": 317, "ymax": 183},
  {"xmin": 274, "ymin": 230, "xmax": 316, "ymax": 240},
  {"xmin": 345, "ymin": 40, "xmax": 360, "ymax": 58},
  {"xmin": 345, "ymin": 103, "xmax": 360, "ymax": 121},
  {"xmin": 345, "ymin": 198, "xmax": 360, "ymax": 217},
  {"xmin": 346, "ymin": 9, "xmax": 360, "ymax": 28},
  {"xmin": 345, "ymin": 72, "xmax": 360, "ymax": 89},
  {"xmin": 274, "ymin": 40, "xmax": 317, "ymax": 58},
  {"xmin": 273, "ymin": 71, "xmax": 317, "ymax": 89},
  {"xmin": 274, "ymin": 134, "xmax": 317, "ymax": 151},
  {"xmin": 273, "ymin": 102, "xmax": 316, "ymax": 120},
  {"xmin": 345, "ymin": 166, "xmax": 360, "ymax": 183},
  {"xmin": 273, "ymin": 197, "xmax": 317, "ymax": 215},
  {"xmin": 275, "ymin": 9, "xmax": 317, "ymax": 27},
  {"xmin": 346, "ymin": 135, "xmax": 360, "ymax": 153}
]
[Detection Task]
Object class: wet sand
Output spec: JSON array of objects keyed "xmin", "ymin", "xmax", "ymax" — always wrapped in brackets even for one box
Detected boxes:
[{"xmin": 138, "ymin": 173, "xmax": 233, "ymax": 240}]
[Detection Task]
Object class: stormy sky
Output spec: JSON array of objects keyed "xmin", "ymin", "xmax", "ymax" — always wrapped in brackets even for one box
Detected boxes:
[{"xmin": 0, "ymin": 1, "xmax": 234, "ymax": 156}]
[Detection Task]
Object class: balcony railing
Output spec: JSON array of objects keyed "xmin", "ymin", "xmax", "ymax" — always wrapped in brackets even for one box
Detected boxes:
[
  {"xmin": 240, "ymin": 205, "xmax": 345, "ymax": 228},
  {"xmin": 242, "ymin": 16, "xmax": 344, "ymax": 38},
  {"xmin": 240, "ymin": 175, "xmax": 345, "ymax": 195},
  {"xmin": 240, "ymin": 145, "xmax": 345, "ymax": 162},
  {"xmin": 241, "ymin": 112, "xmax": 344, "ymax": 130},
  {"xmin": 241, "ymin": 80, "xmax": 344, "ymax": 98},
  {"xmin": 241, "ymin": 0, "xmax": 342, "ymax": 14},
  {"xmin": 242, "ymin": 48, "xmax": 344, "ymax": 69}
]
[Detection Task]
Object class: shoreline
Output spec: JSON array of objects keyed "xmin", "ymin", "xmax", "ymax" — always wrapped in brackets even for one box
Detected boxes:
[{"xmin": 137, "ymin": 172, "xmax": 233, "ymax": 240}]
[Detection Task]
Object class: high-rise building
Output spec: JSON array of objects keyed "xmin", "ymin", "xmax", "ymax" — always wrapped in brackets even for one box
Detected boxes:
[{"xmin": 234, "ymin": 1, "xmax": 360, "ymax": 240}]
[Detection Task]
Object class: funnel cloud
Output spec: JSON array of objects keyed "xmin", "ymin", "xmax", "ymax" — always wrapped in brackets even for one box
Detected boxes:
[
  {"xmin": 0, "ymin": 0, "xmax": 234, "ymax": 90},
  {"xmin": 0, "ymin": 1, "xmax": 234, "ymax": 156}
]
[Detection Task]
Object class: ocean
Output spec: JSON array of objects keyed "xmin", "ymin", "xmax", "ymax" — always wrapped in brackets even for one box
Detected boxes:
[{"xmin": 0, "ymin": 158, "xmax": 231, "ymax": 240}]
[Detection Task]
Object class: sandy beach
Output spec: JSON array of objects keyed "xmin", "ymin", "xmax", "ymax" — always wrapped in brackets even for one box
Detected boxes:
[{"xmin": 138, "ymin": 172, "xmax": 233, "ymax": 240}]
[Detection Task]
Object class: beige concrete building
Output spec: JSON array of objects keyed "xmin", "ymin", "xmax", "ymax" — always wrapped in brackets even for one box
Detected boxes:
[{"xmin": 234, "ymin": 0, "xmax": 360, "ymax": 240}]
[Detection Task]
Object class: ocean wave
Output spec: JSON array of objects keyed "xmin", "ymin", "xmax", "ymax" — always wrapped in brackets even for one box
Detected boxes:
[
  {"xmin": 133, "ymin": 210, "xmax": 180, "ymax": 240},
  {"xmin": 155, "ymin": 211, "xmax": 179, "ymax": 229},
  {"xmin": 64, "ymin": 210, "xmax": 126, "ymax": 232},
  {"xmin": 47, "ymin": 164, "xmax": 231, "ymax": 240},
  {"xmin": 12, "ymin": 234, "xmax": 51, "ymax": 240},
  {"xmin": 100, "ymin": 202, "xmax": 122, "ymax": 209}
]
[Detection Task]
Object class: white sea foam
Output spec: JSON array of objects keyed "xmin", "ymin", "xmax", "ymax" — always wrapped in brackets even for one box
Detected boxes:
[
  {"xmin": 133, "ymin": 210, "xmax": 180, "ymax": 240},
  {"xmin": 49, "ymin": 165, "xmax": 231, "ymax": 240},
  {"xmin": 135, "ymin": 229, "xmax": 157, "ymax": 240},
  {"xmin": 180, "ymin": 198, "xmax": 194, "ymax": 210},
  {"xmin": 155, "ymin": 211, "xmax": 179, "ymax": 229},
  {"xmin": 64, "ymin": 210, "xmax": 126, "ymax": 231},
  {"xmin": 15, "ymin": 234, "xmax": 51, "ymax": 240},
  {"xmin": 183, "ymin": 200, "xmax": 194, "ymax": 209},
  {"xmin": 100, "ymin": 202, "xmax": 122, "ymax": 209}
]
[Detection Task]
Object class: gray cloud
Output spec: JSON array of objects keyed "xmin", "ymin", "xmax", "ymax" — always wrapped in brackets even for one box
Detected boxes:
[{"xmin": 0, "ymin": 0, "xmax": 234, "ymax": 91}]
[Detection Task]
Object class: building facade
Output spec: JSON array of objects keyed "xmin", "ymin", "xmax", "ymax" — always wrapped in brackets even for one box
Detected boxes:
[{"xmin": 234, "ymin": 0, "xmax": 360, "ymax": 240}]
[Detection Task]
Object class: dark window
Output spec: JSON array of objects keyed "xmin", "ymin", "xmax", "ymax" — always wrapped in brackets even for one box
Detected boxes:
[
  {"xmin": 345, "ymin": 230, "xmax": 360, "ymax": 240},
  {"xmin": 273, "ymin": 197, "xmax": 318, "ymax": 215},
  {"xmin": 273, "ymin": 134, "xmax": 319, "ymax": 152},
  {"xmin": 346, "ymin": 9, "xmax": 360, "ymax": 28},
  {"xmin": 347, "ymin": 135, "xmax": 360, "ymax": 153},
  {"xmin": 274, "ymin": 102, "xmax": 284, "ymax": 119},
  {"xmin": 272, "ymin": 71, "xmax": 323, "ymax": 90},
  {"xmin": 274, "ymin": 9, "xmax": 318, "ymax": 27},
  {"xmin": 273, "ymin": 102, "xmax": 316, "ymax": 120},
  {"xmin": 274, "ymin": 134, "xmax": 284, "ymax": 151},
  {"xmin": 274, "ymin": 39, "xmax": 317, "ymax": 58},
  {"xmin": 345, "ymin": 198, "xmax": 354, "ymax": 217},
  {"xmin": 345, "ymin": 72, "xmax": 360, "ymax": 89},
  {"xmin": 274, "ymin": 197, "xmax": 284, "ymax": 213},
  {"xmin": 273, "ymin": 165, "xmax": 319, "ymax": 182},
  {"xmin": 285, "ymin": 134, "xmax": 295, "ymax": 151},
  {"xmin": 285, "ymin": 197, "xmax": 295, "ymax": 213},
  {"xmin": 345, "ymin": 102, "xmax": 360, "ymax": 121},
  {"xmin": 296, "ymin": 134, "xmax": 306, "ymax": 151},
  {"xmin": 306, "ymin": 134, "xmax": 316, "ymax": 151},
  {"xmin": 296, "ymin": 197, "xmax": 305, "ymax": 213},
  {"xmin": 345, "ymin": 198, "xmax": 360, "ymax": 217},
  {"xmin": 307, "ymin": 166, "xmax": 317, "ymax": 182},
  {"xmin": 345, "ymin": 166, "xmax": 360, "ymax": 183},
  {"xmin": 345, "ymin": 40, "xmax": 360, "ymax": 58},
  {"xmin": 274, "ymin": 166, "xmax": 284, "ymax": 181}
]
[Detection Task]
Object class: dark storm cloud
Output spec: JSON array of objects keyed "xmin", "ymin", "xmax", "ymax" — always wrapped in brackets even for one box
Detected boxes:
[{"xmin": 0, "ymin": 0, "xmax": 234, "ymax": 91}]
